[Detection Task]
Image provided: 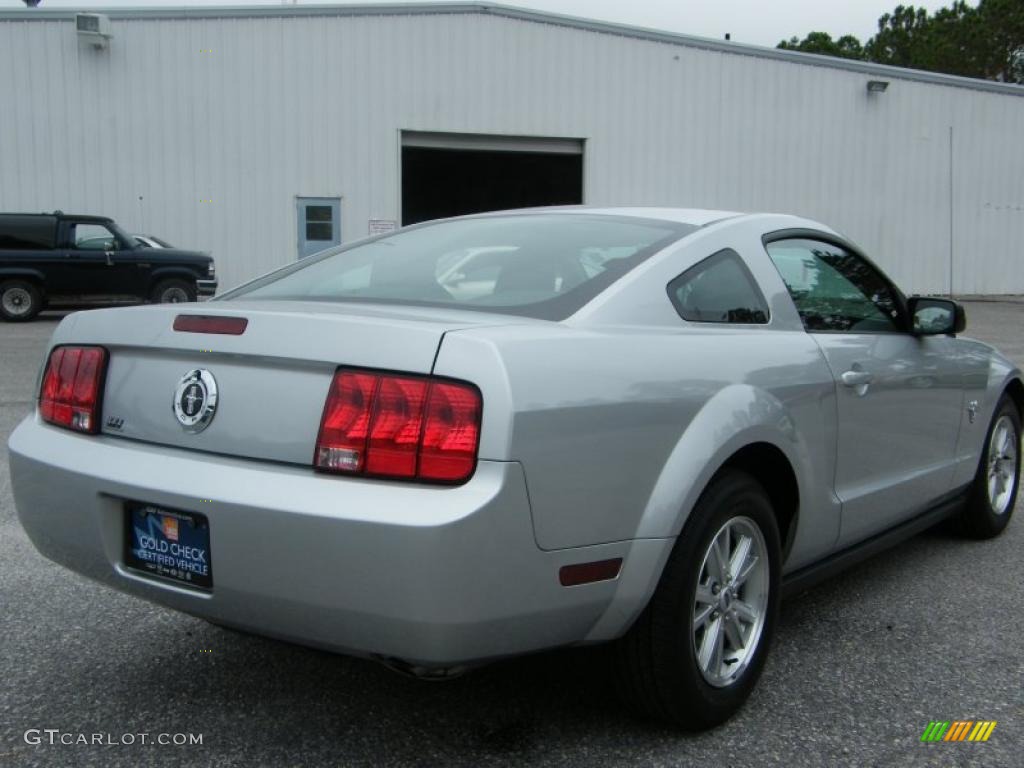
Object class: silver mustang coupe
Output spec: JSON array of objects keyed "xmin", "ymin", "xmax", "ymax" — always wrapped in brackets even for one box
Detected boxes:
[{"xmin": 8, "ymin": 208, "xmax": 1022, "ymax": 728}]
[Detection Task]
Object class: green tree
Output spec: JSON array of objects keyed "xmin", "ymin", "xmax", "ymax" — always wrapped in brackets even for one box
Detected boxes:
[
  {"xmin": 778, "ymin": 31, "xmax": 865, "ymax": 60},
  {"xmin": 925, "ymin": 1, "xmax": 987, "ymax": 77},
  {"xmin": 977, "ymin": 0, "xmax": 1024, "ymax": 82},
  {"xmin": 777, "ymin": 0, "xmax": 1024, "ymax": 85},
  {"xmin": 865, "ymin": 2, "xmax": 987, "ymax": 77},
  {"xmin": 863, "ymin": 5, "xmax": 934, "ymax": 68}
]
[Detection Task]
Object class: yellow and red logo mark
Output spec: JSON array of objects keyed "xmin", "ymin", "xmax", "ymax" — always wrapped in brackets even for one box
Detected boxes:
[
  {"xmin": 162, "ymin": 516, "xmax": 179, "ymax": 542},
  {"xmin": 921, "ymin": 721, "xmax": 997, "ymax": 742}
]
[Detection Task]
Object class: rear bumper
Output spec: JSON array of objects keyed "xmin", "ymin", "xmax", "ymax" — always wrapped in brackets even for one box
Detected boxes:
[
  {"xmin": 195, "ymin": 278, "xmax": 217, "ymax": 297},
  {"xmin": 8, "ymin": 415, "xmax": 667, "ymax": 666}
]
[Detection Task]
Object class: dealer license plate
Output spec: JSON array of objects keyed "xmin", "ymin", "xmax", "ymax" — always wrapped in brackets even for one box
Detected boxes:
[{"xmin": 124, "ymin": 503, "xmax": 213, "ymax": 589}]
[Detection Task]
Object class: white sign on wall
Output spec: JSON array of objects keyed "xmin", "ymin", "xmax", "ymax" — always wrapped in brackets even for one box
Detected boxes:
[{"xmin": 368, "ymin": 219, "xmax": 398, "ymax": 236}]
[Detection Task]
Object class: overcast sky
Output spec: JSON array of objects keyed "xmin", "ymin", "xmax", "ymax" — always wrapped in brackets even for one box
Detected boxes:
[{"xmin": 2, "ymin": 0, "xmax": 954, "ymax": 48}]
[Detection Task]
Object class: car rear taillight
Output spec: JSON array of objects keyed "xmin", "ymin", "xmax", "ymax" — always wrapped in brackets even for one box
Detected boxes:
[
  {"xmin": 419, "ymin": 382, "xmax": 483, "ymax": 482},
  {"xmin": 39, "ymin": 346, "xmax": 107, "ymax": 434},
  {"xmin": 315, "ymin": 369, "xmax": 482, "ymax": 484}
]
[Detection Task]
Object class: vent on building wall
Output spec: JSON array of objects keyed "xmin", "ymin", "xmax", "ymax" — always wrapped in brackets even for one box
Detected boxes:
[{"xmin": 76, "ymin": 13, "xmax": 113, "ymax": 50}]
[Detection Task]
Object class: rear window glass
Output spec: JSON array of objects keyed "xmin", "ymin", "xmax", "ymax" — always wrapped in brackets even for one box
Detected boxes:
[
  {"xmin": 0, "ymin": 216, "xmax": 56, "ymax": 250},
  {"xmin": 226, "ymin": 214, "xmax": 693, "ymax": 320},
  {"xmin": 668, "ymin": 249, "xmax": 769, "ymax": 324}
]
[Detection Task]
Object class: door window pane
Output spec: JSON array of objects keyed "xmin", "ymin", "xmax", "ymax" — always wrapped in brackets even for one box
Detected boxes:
[
  {"xmin": 306, "ymin": 223, "xmax": 333, "ymax": 241},
  {"xmin": 73, "ymin": 223, "xmax": 117, "ymax": 250},
  {"xmin": 305, "ymin": 206, "xmax": 333, "ymax": 241},
  {"xmin": 668, "ymin": 249, "xmax": 769, "ymax": 324},
  {"xmin": 766, "ymin": 239, "xmax": 901, "ymax": 332}
]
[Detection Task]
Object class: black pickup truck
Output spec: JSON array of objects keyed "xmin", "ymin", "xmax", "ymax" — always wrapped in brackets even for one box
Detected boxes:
[{"xmin": 0, "ymin": 212, "xmax": 216, "ymax": 321}]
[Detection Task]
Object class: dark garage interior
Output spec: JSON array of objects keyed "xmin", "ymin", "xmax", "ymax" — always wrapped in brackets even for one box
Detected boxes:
[{"xmin": 401, "ymin": 146, "xmax": 584, "ymax": 225}]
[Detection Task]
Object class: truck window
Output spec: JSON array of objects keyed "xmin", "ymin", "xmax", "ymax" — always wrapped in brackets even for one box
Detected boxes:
[
  {"xmin": 71, "ymin": 223, "xmax": 119, "ymax": 251},
  {"xmin": 0, "ymin": 216, "xmax": 57, "ymax": 250}
]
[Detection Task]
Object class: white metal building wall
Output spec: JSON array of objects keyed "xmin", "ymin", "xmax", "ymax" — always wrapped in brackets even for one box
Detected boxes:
[{"xmin": 0, "ymin": 7, "xmax": 1022, "ymax": 294}]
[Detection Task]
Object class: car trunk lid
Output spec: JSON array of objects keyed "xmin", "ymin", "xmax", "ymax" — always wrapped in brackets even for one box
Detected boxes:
[{"xmin": 64, "ymin": 300, "xmax": 521, "ymax": 465}]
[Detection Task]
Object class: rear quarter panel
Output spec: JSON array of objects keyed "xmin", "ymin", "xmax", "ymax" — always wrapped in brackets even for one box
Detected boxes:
[{"xmin": 435, "ymin": 324, "xmax": 839, "ymax": 570}]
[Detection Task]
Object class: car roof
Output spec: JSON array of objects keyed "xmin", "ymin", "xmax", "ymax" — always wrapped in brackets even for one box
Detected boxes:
[
  {"xmin": 468, "ymin": 206, "xmax": 844, "ymax": 239},
  {"xmin": 471, "ymin": 206, "xmax": 749, "ymax": 228},
  {"xmin": 553, "ymin": 206, "xmax": 744, "ymax": 226},
  {"xmin": 0, "ymin": 212, "xmax": 114, "ymax": 224},
  {"xmin": 58, "ymin": 214, "xmax": 115, "ymax": 223}
]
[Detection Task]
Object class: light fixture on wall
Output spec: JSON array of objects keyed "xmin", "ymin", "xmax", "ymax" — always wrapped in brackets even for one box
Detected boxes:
[{"xmin": 866, "ymin": 80, "xmax": 890, "ymax": 93}]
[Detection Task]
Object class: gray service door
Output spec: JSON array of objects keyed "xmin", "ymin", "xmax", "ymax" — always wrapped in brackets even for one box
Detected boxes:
[{"xmin": 296, "ymin": 197, "xmax": 341, "ymax": 259}]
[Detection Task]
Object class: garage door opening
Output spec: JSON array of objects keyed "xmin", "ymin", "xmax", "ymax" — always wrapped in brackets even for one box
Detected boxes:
[{"xmin": 401, "ymin": 132, "xmax": 584, "ymax": 225}]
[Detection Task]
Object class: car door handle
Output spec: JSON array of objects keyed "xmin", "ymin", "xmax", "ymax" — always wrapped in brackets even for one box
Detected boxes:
[{"xmin": 840, "ymin": 370, "xmax": 874, "ymax": 387}]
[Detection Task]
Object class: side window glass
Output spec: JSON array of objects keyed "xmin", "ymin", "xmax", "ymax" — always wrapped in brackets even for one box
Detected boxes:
[
  {"xmin": 668, "ymin": 249, "xmax": 769, "ymax": 324},
  {"xmin": 0, "ymin": 218, "xmax": 55, "ymax": 250},
  {"xmin": 766, "ymin": 239, "xmax": 901, "ymax": 333},
  {"xmin": 72, "ymin": 223, "xmax": 117, "ymax": 251}
]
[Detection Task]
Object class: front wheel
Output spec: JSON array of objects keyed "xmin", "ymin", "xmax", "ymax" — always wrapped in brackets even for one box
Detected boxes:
[
  {"xmin": 151, "ymin": 278, "xmax": 197, "ymax": 304},
  {"xmin": 956, "ymin": 395, "xmax": 1020, "ymax": 539},
  {"xmin": 613, "ymin": 470, "xmax": 781, "ymax": 729}
]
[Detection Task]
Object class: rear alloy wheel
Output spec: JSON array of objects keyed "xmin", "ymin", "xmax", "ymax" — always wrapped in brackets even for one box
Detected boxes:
[
  {"xmin": 613, "ymin": 470, "xmax": 781, "ymax": 729},
  {"xmin": 957, "ymin": 395, "xmax": 1020, "ymax": 539},
  {"xmin": 0, "ymin": 279, "xmax": 42, "ymax": 322},
  {"xmin": 151, "ymin": 279, "xmax": 196, "ymax": 304},
  {"xmin": 693, "ymin": 516, "xmax": 771, "ymax": 688}
]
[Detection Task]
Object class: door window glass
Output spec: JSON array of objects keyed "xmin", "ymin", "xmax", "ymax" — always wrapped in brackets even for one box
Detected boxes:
[
  {"xmin": 305, "ymin": 206, "xmax": 333, "ymax": 241},
  {"xmin": 668, "ymin": 249, "xmax": 769, "ymax": 324},
  {"xmin": 72, "ymin": 223, "xmax": 118, "ymax": 251},
  {"xmin": 766, "ymin": 239, "xmax": 902, "ymax": 332}
]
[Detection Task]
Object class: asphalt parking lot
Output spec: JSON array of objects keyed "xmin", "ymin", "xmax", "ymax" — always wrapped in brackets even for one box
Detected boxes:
[{"xmin": 2, "ymin": 303, "xmax": 1023, "ymax": 768}]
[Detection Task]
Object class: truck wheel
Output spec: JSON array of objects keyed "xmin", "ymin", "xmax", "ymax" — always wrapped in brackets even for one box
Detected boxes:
[
  {"xmin": 151, "ymin": 279, "xmax": 196, "ymax": 304},
  {"xmin": 956, "ymin": 395, "xmax": 1020, "ymax": 539},
  {"xmin": 613, "ymin": 470, "xmax": 781, "ymax": 729},
  {"xmin": 0, "ymin": 280, "xmax": 43, "ymax": 321}
]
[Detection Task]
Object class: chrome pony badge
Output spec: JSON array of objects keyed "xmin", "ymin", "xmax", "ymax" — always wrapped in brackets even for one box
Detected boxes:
[{"xmin": 173, "ymin": 369, "xmax": 218, "ymax": 433}]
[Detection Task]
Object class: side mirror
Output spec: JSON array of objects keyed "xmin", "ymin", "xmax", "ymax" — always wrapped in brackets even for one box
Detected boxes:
[{"xmin": 908, "ymin": 296, "xmax": 966, "ymax": 336}]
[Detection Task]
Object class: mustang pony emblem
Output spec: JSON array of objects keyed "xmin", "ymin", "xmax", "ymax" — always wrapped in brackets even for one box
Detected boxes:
[{"xmin": 172, "ymin": 369, "xmax": 218, "ymax": 433}]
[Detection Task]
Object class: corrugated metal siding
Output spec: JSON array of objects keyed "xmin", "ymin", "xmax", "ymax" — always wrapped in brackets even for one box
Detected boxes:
[{"xmin": 1, "ymin": 11, "xmax": 1022, "ymax": 294}]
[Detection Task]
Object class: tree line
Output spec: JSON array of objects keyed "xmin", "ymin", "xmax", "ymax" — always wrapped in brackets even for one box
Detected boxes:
[{"xmin": 777, "ymin": 0, "xmax": 1023, "ymax": 84}]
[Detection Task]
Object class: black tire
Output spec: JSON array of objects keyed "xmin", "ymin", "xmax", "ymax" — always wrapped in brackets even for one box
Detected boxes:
[
  {"xmin": 956, "ymin": 395, "xmax": 1020, "ymax": 539},
  {"xmin": 0, "ymin": 279, "xmax": 43, "ymax": 322},
  {"xmin": 613, "ymin": 469, "xmax": 781, "ymax": 729},
  {"xmin": 151, "ymin": 278, "xmax": 196, "ymax": 304}
]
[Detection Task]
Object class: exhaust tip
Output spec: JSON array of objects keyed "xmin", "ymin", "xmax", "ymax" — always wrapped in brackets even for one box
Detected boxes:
[{"xmin": 373, "ymin": 655, "xmax": 470, "ymax": 681}]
